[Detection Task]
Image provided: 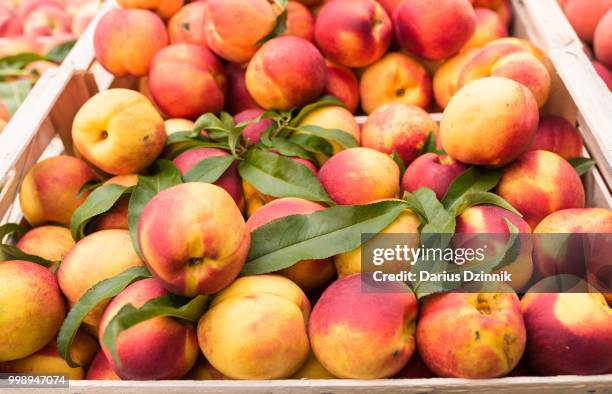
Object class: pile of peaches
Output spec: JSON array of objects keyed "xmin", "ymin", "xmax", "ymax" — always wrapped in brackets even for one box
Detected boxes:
[
  {"xmin": 559, "ymin": 0, "xmax": 612, "ymax": 90},
  {"xmin": 0, "ymin": 0, "xmax": 99, "ymax": 131},
  {"xmin": 0, "ymin": 0, "xmax": 611, "ymax": 383}
]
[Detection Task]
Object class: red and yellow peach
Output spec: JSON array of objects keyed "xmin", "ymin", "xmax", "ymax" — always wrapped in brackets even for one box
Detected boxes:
[
  {"xmin": 18, "ymin": 155, "xmax": 98, "ymax": 227},
  {"xmin": 309, "ymin": 274, "xmax": 418, "ymax": 379},
  {"xmin": 246, "ymin": 36, "xmax": 326, "ymax": 110},
  {"xmin": 417, "ymin": 289, "xmax": 527, "ymax": 378},
  {"xmin": 98, "ymin": 278, "xmax": 199, "ymax": 380},
  {"xmin": 148, "ymin": 44, "xmax": 226, "ymax": 119},
  {"xmin": 137, "ymin": 182, "xmax": 250, "ymax": 296},
  {"xmin": 318, "ymin": 147, "xmax": 400, "ymax": 205},
  {"xmin": 0, "ymin": 260, "xmax": 65, "ymax": 362}
]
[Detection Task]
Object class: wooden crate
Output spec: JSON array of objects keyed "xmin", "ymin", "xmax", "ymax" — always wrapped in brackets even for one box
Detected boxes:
[{"xmin": 0, "ymin": 0, "xmax": 611, "ymax": 392}]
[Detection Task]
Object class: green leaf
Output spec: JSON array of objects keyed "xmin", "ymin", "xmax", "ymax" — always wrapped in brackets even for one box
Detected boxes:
[
  {"xmin": 182, "ymin": 155, "xmax": 235, "ymax": 183},
  {"xmin": 420, "ymin": 131, "xmax": 444, "ymax": 155},
  {"xmin": 407, "ymin": 188, "xmax": 455, "ymax": 235},
  {"xmin": 128, "ymin": 161, "xmax": 182, "ymax": 260},
  {"xmin": 70, "ymin": 184, "xmax": 132, "ymax": 241},
  {"xmin": 242, "ymin": 200, "xmax": 408, "ymax": 275},
  {"xmin": 0, "ymin": 244, "xmax": 54, "ymax": 267},
  {"xmin": 193, "ymin": 113, "xmax": 228, "ymax": 136},
  {"xmin": 238, "ymin": 149, "xmax": 333, "ymax": 204},
  {"xmin": 288, "ymin": 134, "xmax": 334, "ymax": 157},
  {"xmin": 0, "ymin": 79, "xmax": 32, "ymax": 115},
  {"xmin": 45, "ymin": 40, "xmax": 77, "ymax": 63},
  {"xmin": 76, "ymin": 180, "xmax": 102, "ymax": 199},
  {"xmin": 163, "ymin": 132, "xmax": 230, "ymax": 160},
  {"xmin": 295, "ymin": 125, "xmax": 358, "ymax": 150},
  {"xmin": 568, "ymin": 157, "xmax": 596, "ymax": 176},
  {"xmin": 57, "ymin": 266, "xmax": 152, "ymax": 367},
  {"xmin": 450, "ymin": 191, "xmax": 521, "ymax": 217},
  {"xmin": 102, "ymin": 294, "xmax": 208, "ymax": 367},
  {"xmin": 0, "ymin": 223, "xmax": 27, "ymax": 242},
  {"xmin": 0, "ymin": 52, "xmax": 46, "ymax": 70},
  {"xmin": 289, "ymin": 96, "xmax": 343, "ymax": 126},
  {"xmin": 391, "ymin": 151, "xmax": 406, "ymax": 179},
  {"xmin": 256, "ymin": 7, "xmax": 288, "ymax": 46},
  {"xmin": 442, "ymin": 166, "xmax": 503, "ymax": 211},
  {"xmin": 268, "ymin": 137, "xmax": 315, "ymax": 161}
]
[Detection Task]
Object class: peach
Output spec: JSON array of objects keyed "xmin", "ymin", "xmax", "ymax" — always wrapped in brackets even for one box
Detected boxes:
[
  {"xmin": 16, "ymin": 225, "xmax": 74, "ymax": 263},
  {"xmin": 323, "ymin": 61, "xmax": 360, "ymax": 113},
  {"xmin": 310, "ymin": 274, "xmax": 418, "ymax": 379},
  {"xmin": 297, "ymin": 105, "xmax": 361, "ymax": 159},
  {"xmin": 72, "ymin": 89, "xmax": 167, "ymax": 175},
  {"xmin": 495, "ymin": 0, "xmax": 512, "ymax": 26},
  {"xmin": 291, "ymin": 351, "xmax": 336, "ymax": 379},
  {"xmin": 594, "ymin": 9, "xmax": 612, "ymax": 68},
  {"xmin": 86, "ymin": 351, "xmax": 120, "ymax": 380},
  {"xmin": 116, "ymin": 0, "xmax": 183, "ymax": 19},
  {"xmin": 0, "ymin": 99, "xmax": 8, "ymax": 122},
  {"xmin": 99, "ymin": 278, "xmax": 199, "ymax": 380},
  {"xmin": 19, "ymin": 155, "xmax": 98, "ymax": 227},
  {"xmin": 496, "ymin": 150, "xmax": 586, "ymax": 228},
  {"xmin": 22, "ymin": 3, "xmax": 71, "ymax": 37},
  {"xmin": 246, "ymin": 36, "xmax": 326, "ymax": 110},
  {"xmin": 377, "ymin": 0, "xmax": 403, "ymax": 16},
  {"xmin": 0, "ymin": 37, "xmax": 39, "ymax": 57},
  {"xmin": 164, "ymin": 118, "xmax": 195, "ymax": 135},
  {"xmin": 361, "ymin": 103, "xmax": 438, "ymax": 165},
  {"xmin": 593, "ymin": 60, "xmax": 612, "ymax": 90},
  {"xmin": 148, "ymin": 44, "xmax": 226, "ymax": 119},
  {"xmin": 528, "ymin": 115, "xmax": 583, "ymax": 159},
  {"xmin": 246, "ymin": 198, "xmax": 336, "ymax": 291},
  {"xmin": 138, "ymin": 182, "xmax": 249, "ymax": 296},
  {"xmin": 0, "ymin": 331, "xmax": 97, "ymax": 380},
  {"xmin": 0, "ymin": 4, "xmax": 22, "ymax": 36},
  {"xmin": 203, "ymin": 0, "xmax": 276, "ymax": 63},
  {"xmin": 532, "ymin": 208, "xmax": 612, "ymax": 287},
  {"xmin": 0, "ymin": 260, "xmax": 65, "ymax": 362},
  {"xmin": 225, "ymin": 62, "xmax": 261, "ymax": 114},
  {"xmin": 70, "ymin": 0, "xmax": 97, "ymax": 36},
  {"xmin": 94, "ymin": 175, "xmax": 139, "ymax": 232},
  {"xmin": 440, "ymin": 77, "xmax": 539, "ymax": 167},
  {"xmin": 318, "ymin": 147, "xmax": 400, "ymax": 205},
  {"xmin": 234, "ymin": 108, "xmax": 274, "ymax": 145},
  {"xmin": 563, "ymin": 0, "xmax": 612, "ymax": 43},
  {"xmin": 315, "ymin": 0, "xmax": 392, "ymax": 67},
  {"xmin": 93, "ymin": 9, "xmax": 168, "ymax": 77},
  {"xmin": 394, "ymin": 0, "xmax": 476, "ymax": 60},
  {"xmin": 242, "ymin": 156, "xmax": 318, "ymax": 216},
  {"xmin": 24, "ymin": 60, "xmax": 57, "ymax": 79},
  {"xmin": 334, "ymin": 209, "xmax": 420, "ymax": 278},
  {"xmin": 463, "ymin": 7, "xmax": 508, "ymax": 49},
  {"xmin": 284, "ymin": 1, "xmax": 315, "ymax": 42},
  {"xmin": 433, "ymin": 48, "xmax": 479, "ymax": 109},
  {"xmin": 360, "ymin": 52, "xmax": 431, "ymax": 114},
  {"xmin": 521, "ymin": 290, "xmax": 612, "ymax": 375},
  {"xmin": 198, "ymin": 275, "xmax": 311, "ymax": 379},
  {"xmin": 209, "ymin": 274, "xmax": 311, "ymax": 320},
  {"xmin": 294, "ymin": 0, "xmax": 322, "ymax": 6},
  {"xmin": 172, "ymin": 147, "xmax": 244, "ymax": 210},
  {"xmin": 185, "ymin": 356, "xmax": 228, "ymax": 380},
  {"xmin": 455, "ymin": 205, "xmax": 534, "ymax": 291},
  {"xmin": 402, "ymin": 153, "xmax": 468, "ymax": 200},
  {"xmin": 459, "ymin": 44, "xmax": 551, "ymax": 108},
  {"xmin": 57, "ymin": 229, "xmax": 144, "ymax": 326},
  {"xmin": 167, "ymin": 1, "xmax": 207, "ymax": 46},
  {"xmin": 417, "ymin": 289, "xmax": 526, "ymax": 378}
]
